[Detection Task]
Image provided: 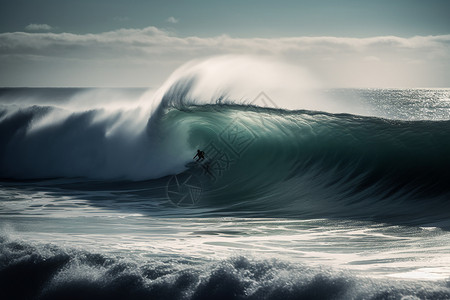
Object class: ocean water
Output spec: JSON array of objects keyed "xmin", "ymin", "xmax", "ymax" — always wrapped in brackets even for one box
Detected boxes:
[{"xmin": 1, "ymin": 80, "xmax": 450, "ymax": 299}]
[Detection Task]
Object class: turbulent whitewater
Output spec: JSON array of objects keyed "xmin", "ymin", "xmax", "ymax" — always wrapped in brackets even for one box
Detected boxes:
[{"xmin": 1, "ymin": 72, "xmax": 450, "ymax": 298}]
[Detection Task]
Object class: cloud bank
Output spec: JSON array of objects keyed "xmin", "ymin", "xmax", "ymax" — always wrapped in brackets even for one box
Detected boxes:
[{"xmin": 0, "ymin": 26, "xmax": 449, "ymax": 87}]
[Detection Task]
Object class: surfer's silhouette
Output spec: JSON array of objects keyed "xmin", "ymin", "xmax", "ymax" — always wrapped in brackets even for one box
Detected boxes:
[{"xmin": 194, "ymin": 149, "xmax": 205, "ymax": 162}]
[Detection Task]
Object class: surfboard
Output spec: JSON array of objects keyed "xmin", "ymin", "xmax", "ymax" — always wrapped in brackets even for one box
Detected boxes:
[
  {"xmin": 186, "ymin": 159, "xmax": 213, "ymax": 176},
  {"xmin": 185, "ymin": 161, "xmax": 200, "ymax": 168},
  {"xmin": 186, "ymin": 158, "xmax": 210, "ymax": 168}
]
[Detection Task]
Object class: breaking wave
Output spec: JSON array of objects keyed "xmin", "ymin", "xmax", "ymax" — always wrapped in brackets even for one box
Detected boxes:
[{"xmin": 1, "ymin": 57, "xmax": 450, "ymax": 225}]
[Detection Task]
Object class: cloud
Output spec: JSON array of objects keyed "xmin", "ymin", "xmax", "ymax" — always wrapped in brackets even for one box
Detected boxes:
[
  {"xmin": 25, "ymin": 23, "xmax": 53, "ymax": 31},
  {"xmin": 0, "ymin": 26, "xmax": 449, "ymax": 87},
  {"xmin": 3, "ymin": 28, "xmax": 448, "ymax": 57},
  {"xmin": 166, "ymin": 17, "xmax": 179, "ymax": 24}
]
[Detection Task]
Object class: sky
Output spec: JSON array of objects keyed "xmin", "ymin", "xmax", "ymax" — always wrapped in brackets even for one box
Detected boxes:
[{"xmin": 0, "ymin": 0, "xmax": 449, "ymax": 87}]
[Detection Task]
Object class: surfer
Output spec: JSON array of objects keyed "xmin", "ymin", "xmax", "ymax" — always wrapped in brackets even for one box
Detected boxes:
[{"xmin": 194, "ymin": 149, "xmax": 205, "ymax": 162}]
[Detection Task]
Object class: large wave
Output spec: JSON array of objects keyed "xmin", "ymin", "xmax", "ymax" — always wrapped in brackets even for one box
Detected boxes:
[{"xmin": 1, "ymin": 57, "xmax": 450, "ymax": 225}]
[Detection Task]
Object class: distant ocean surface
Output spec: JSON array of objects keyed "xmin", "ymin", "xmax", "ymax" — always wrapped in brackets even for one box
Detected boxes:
[{"xmin": 1, "ymin": 84, "xmax": 450, "ymax": 299}]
